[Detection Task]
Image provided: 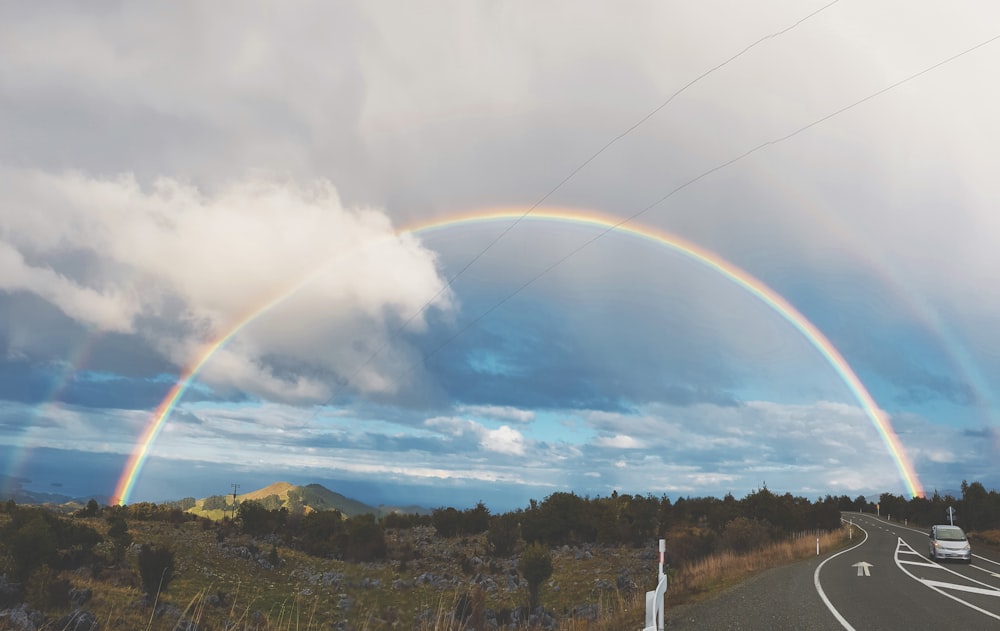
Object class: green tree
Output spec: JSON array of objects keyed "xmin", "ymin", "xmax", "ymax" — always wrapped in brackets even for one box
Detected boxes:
[
  {"xmin": 345, "ymin": 514, "xmax": 387, "ymax": 562},
  {"xmin": 463, "ymin": 501, "xmax": 491, "ymax": 534},
  {"xmin": 202, "ymin": 495, "xmax": 228, "ymax": 511},
  {"xmin": 238, "ymin": 500, "xmax": 287, "ymax": 536},
  {"xmin": 518, "ymin": 541, "xmax": 553, "ymax": 612},
  {"xmin": 2, "ymin": 513, "xmax": 57, "ymax": 580},
  {"xmin": 487, "ymin": 512, "xmax": 521, "ymax": 557},
  {"xmin": 76, "ymin": 499, "xmax": 100, "ymax": 518},
  {"xmin": 432, "ymin": 507, "xmax": 463, "ymax": 538},
  {"xmin": 520, "ymin": 492, "xmax": 596, "ymax": 546},
  {"xmin": 295, "ymin": 510, "xmax": 347, "ymax": 558},
  {"xmin": 720, "ymin": 516, "xmax": 770, "ymax": 553}
]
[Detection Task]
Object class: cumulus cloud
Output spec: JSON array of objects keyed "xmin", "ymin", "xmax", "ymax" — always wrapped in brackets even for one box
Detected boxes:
[
  {"xmin": 0, "ymin": 169, "xmax": 454, "ymax": 402},
  {"xmin": 481, "ymin": 425, "xmax": 526, "ymax": 456},
  {"xmin": 425, "ymin": 416, "xmax": 527, "ymax": 456}
]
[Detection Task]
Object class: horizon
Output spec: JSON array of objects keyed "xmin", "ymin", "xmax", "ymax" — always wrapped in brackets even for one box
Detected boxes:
[{"xmin": 0, "ymin": 445, "xmax": 977, "ymax": 515}]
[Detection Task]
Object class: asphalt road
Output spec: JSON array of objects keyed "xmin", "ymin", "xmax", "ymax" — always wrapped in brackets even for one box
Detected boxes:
[{"xmin": 661, "ymin": 512, "xmax": 1000, "ymax": 630}]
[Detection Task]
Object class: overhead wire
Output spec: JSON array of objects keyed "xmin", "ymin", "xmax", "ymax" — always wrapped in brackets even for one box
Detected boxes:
[
  {"xmin": 322, "ymin": 0, "xmax": 843, "ymax": 404},
  {"xmin": 407, "ymin": 30, "xmax": 1000, "ymax": 371}
]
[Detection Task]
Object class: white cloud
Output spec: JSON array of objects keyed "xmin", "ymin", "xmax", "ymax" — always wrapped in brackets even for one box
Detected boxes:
[
  {"xmin": 426, "ymin": 417, "xmax": 527, "ymax": 456},
  {"xmin": 481, "ymin": 425, "xmax": 526, "ymax": 456},
  {"xmin": 595, "ymin": 434, "xmax": 642, "ymax": 449},
  {"xmin": 0, "ymin": 169, "xmax": 455, "ymax": 401},
  {"xmin": 457, "ymin": 404, "xmax": 535, "ymax": 424}
]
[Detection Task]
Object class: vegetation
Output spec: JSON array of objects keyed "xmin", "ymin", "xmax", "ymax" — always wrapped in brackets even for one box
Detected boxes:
[
  {"xmin": 2, "ymin": 480, "xmax": 999, "ymax": 629},
  {"xmin": 136, "ymin": 544, "xmax": 176, "ymax": 596},
  {"xmin": 518, "ymin": 542, "xmax": 553, "ymax": 612}
]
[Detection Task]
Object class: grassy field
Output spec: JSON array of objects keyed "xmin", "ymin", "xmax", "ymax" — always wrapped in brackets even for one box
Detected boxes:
[{"xmin": 1, "ymin": 514, "xmax": 856, "ymax": 630}]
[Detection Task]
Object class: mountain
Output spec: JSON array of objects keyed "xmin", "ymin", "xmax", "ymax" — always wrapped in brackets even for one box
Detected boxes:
[
  {"xmin": 190, "ymin": 482, "xmax": 409, "ymax": 518},
  {"xmin": 241, "ymin": 481, "xmax": 298, "ymax": 503},
  {"xmin": 296, "ymin": 483, "xmax": 379, "ymax": 517}
]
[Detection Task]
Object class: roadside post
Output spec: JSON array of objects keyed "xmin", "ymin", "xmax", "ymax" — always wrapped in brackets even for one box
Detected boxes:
[{"xmin": 643, "ymin": 539, "xmax": 667, "ymax": 631}]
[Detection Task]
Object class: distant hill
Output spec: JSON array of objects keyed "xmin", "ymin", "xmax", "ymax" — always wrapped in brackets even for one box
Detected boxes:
[
  {"xmin": 296, "ymin": 483, "xmax": 377, "ymax": 517},
  {"xmin": 187, "ymin": 482, "xmax": 420, "ymax": 519},
  {"xmin": 0, "ymin": 474, "xmax": 112, "ymax": 510},
  {"xmin": 379, "ymin": 503, "xmax": 432, "ymax": 516},
  {"xmin": 241, "ymin": 481, "xmax": 297, "ymax": 503}
]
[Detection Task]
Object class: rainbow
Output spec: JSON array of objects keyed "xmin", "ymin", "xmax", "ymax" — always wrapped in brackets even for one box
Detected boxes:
[{"xmin": 113, "ymin": 206, "xmax": 925, "ymax": 504}]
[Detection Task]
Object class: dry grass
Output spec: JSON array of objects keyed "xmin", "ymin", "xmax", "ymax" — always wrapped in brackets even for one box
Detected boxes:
[
  {"xmin": 971, "ymin": 529, "xmax": 1000, "ymax": 548},
  {"xmin": 665, "ymin": 528, "xmax": 851, "ymax": 607},
  {"xmin": 0, "ymin": 515, "xmax": 854, "ymax": 631}
]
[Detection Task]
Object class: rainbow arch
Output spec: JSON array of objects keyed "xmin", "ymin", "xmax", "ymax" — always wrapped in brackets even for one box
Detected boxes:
[{"xmin": 113, "ymin": 206, "xmax": 924, "ymax": 504}]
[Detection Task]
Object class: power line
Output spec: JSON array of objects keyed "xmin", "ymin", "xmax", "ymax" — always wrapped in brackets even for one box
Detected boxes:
[
  {"xmin": 321, "ymin": 1, "xmax": 842, "ymax": 405},
  {"xmin": 367, "ymin": 29, "xmax": 1000, "ymax": 382}
]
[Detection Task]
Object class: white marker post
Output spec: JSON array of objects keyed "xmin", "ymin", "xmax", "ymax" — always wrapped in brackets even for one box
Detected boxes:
[
  {"xmin": 644, "ymin": 539, "xmax": 667, "ymax": 631},
  {"xmin": 816, "ymin": 537, "xmax": 820, "ymax": 555}
]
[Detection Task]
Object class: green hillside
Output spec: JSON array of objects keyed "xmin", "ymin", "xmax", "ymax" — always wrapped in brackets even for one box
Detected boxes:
[
  {"xmin": 296, "ymin": 483, "xmax": 377, "ymax": 517},
  {"xmin": 186, "ymin": 482, "xmax": 383, "ymax": 519}
]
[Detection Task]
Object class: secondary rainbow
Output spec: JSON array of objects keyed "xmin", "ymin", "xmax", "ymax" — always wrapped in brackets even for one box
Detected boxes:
[{"xmin": 113, "ymin": 205, "xmax": 925, "ymax": 504}]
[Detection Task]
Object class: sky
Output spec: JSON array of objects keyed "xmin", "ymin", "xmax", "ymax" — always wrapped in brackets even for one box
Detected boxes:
[{"xmin": 3, "ymin": 0, "xmax": 1000, "ymax": 512}]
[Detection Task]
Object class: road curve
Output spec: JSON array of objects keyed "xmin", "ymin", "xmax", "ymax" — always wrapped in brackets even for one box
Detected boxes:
[{"xmin": 662, "ymin": 512, "xmax": 1000, "ymax": 629}]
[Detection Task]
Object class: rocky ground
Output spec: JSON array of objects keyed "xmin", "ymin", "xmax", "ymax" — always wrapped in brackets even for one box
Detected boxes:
[{"xmin": 1, "ymin": 521, "xmax": 660, "ymax": 630}]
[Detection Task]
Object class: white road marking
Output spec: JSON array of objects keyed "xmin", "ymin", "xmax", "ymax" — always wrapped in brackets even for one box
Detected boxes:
[
  {"xmin": 814, "ymin": 520, "xmax": 866, "ymax": 630},
  {"xmin": 894, "ymin": 538, "xmax": 1000, "ymax": 621},
  {"xmin": 922, "ymin": 580, "xmax": 1000, "ymax": 597},
  {"xmin": 970, "ymin": 566, "xmax": 1000, "ymax": 578}
]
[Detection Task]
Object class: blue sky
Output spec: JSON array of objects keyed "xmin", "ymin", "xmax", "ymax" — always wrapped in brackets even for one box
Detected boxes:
[{"xmin": 3, "ymin": 1, "xmax": 1000, "ymax": 511}]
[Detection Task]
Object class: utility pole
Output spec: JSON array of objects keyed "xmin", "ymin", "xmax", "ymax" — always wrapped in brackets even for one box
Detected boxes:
[{"xmin": 231, "ymin": 483, "xmax": 240, "ymax": 520}]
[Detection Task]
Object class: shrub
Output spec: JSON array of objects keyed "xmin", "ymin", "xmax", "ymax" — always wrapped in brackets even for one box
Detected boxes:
[
  {"xmin": 345, "ymin": 514, "xmax": 387, "ymax": 562},
  {"xmin": 76, "ymin": 499, "xmax": 100, "ymax": 518},
  {"xmin": 518, "ymin": 542, "xmax": 553, "ymax": 612},
  {"xmin": 432, "ymin": 507, "xmax": 462, "ymax": 538},
  {"xmin": 25, "ymin": 565, "xmax": 71, "ymax": 610},
  {"xmin": 137, "ymin": 544, "xmax": 175, "ymax": 596},
  {"xmin": 721, "ymin": 516, "xmax": 772, "ymax": 553},
  {"xmin": 487, "ymin": 512, "xmax": 521, "ymax": 557},
  {"xmin": 106, "ymin": 517, "xmax": 132, "ymax": 564}
]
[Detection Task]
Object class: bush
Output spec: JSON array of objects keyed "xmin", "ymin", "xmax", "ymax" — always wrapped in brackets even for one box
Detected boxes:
[
  {"xmin": 345, "ymin": 514, "xmax": 387, "ymax": 562},
  {"xmin": 487, "ymin": 513, "xmax": 521, "ymax": 557},
  {"xmin": 432, "ymin": 507, "xmax": 462, "ymax": 538},
  {"xmin": 25, "ymin": 565, "xmax": 71, "ymax": 610},
  {"xmin": 106, "ymin": 517, "xmax": 132, "ymax": 565},
  {"xmin": 720, "ymin": 516, "xmax": 772, "ymax": 553},
  {"xmin": 518, "ymin": 542, "xmax": 553, "ymax": 611},
  {"xmin": 137, "ymin": 544, "xmax": 175, "ymax": 596}
]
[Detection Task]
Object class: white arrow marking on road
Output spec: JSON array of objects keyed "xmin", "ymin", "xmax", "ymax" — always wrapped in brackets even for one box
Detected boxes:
[{"xmin": 853, "ymin": 561, "xmax": 873, "ymax": 577}]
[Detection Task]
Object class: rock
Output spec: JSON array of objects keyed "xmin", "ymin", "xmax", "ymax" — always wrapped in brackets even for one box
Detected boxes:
[
  {"xmin": 4, "ymin": 604, "xmax": 45, "ymax": 630},
  {"xmin": 69, "ymin": 587, "xmax": 93, "ymax": 607}
]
